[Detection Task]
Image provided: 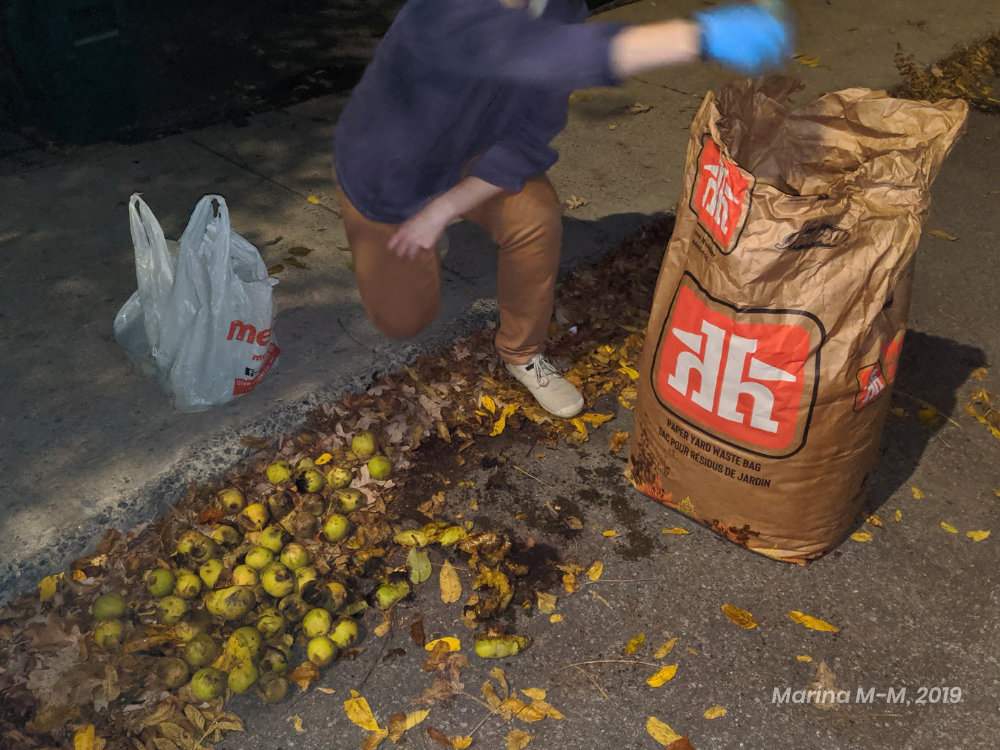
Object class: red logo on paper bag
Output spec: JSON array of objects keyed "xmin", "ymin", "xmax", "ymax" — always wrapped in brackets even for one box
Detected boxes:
[
  {"xmin": 652, "ymin": 275, "xmax": 824, "ymax": 457},
  {"xmin": 691, "ymin": 137, "xmax": 752, "ymax": 253}
]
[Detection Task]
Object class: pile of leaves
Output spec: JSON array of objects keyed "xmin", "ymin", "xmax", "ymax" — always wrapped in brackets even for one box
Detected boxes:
[
  {"xmin": 892, "ymin": 34, "xmax": 1000, "ymax": 112},
  {"xmin": 0, "ymin": 216, "xmax": 675, "ymax": 750}
]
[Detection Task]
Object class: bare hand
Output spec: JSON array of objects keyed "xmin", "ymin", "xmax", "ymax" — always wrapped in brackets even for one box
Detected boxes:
[{"xmin": 387, "ymin": 203, "xmax": 451, "ymax": 261}]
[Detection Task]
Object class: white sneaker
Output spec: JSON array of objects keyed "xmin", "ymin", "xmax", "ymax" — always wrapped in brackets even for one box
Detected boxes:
[{"xmin": 504, "ymin": 354, "xmax": 585, "ymax": 418}]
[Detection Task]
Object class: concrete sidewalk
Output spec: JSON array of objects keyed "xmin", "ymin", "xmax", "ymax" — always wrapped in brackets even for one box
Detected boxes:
[{"xmin": 1, "ymin": 0, "xmax": 998, "ymax": 611}]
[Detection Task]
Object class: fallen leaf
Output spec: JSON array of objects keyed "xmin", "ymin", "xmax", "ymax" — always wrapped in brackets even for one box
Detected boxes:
[
  {"xmin": 317, "ymin": 686, "xmax": 337, "ymax": 694},
  {"xmin": 940, "ymin": 522, "xmax": 959, "ymax": 534},
  {"xmin": 451, "ymin": 737, "xmax": 474, "ymax": 749},
  {"xmin": 523, "ymin": 687, "xmax": 546, "ymax": 700},
  {"xmin": 293, "ymin": 715, "xmax": 305, "ymax": 732},
  {"xmin": 425, "ymin": 637, "xmax": 462, "ymax": 652},
  {"xmin": 967, "ymin": 530, "xmax": 991, "ymax": 542},
  {"xmin": 564, "ymin": 195, "xmax": 589, "ymax": 210},
  {"xmin": 491, "ymin": 404, "xmax": 519, "ymax": 436},
  {"xmin": 703, "ymin": 705, "xmax": 727, "ymax": 719},
  {"xmin": 619, "ymin": 365, "xmax": 639, "ymax": 379},
  {"xmin": 806, "ymin": 661, "xmax": 839, "ymax": 710},
  {"xmin": 609, "ymin": 430, "xmax": 630, "ymax": 452},
  {"xmin": 646, "ymin": 664, "xmax": 678, "ymax": 688},
  {"xmin": 39, "ymin": 574, "xmax": 61, "ymax": 602},
  {"xmin": 624, "ymin": 632, "xmax": 646, "ymax": 655},
  {"xmin": 917, "ymin": 408, "xmax": 943, "ymax": 428},
  {"xmin": 306, "ymin": 195, "xmax": 320, "ymax": 205},
  {"xmin": 850, "ymin": 531, "xmax": 873, "ymax": 543},
  {"xmin": 646, "ymin": 716, "xmax": 683, "ymax": 745},
  {"xmin": 662, "ymin": 527, "xmax": 690, "ymax": 535},
  {"xmin": 315, "ymin": 452, "xmax": 333, "ymax": 465},
  {"xmin": 889, "ymin": 406, "xmax": 908, "ymax": 417},
  {"xmin": 285, "ymin": 256, "xmax": 309, "ymax": 269},
  {"xmin": 796, "ymin": 655, "xmax": 813, "ymax": 662},
  {"xmin": 374, "ymin": 611, "xmax": 392, "ymax": 637},
  {"xmin": 507, "ymin": 728, "xmax": 533, "ymax": 750},
  {"xmin": 407, "ymin": 548, "xmax": 432, "ymax": 585},
  {"xmin": 911, "ymin": 486, "xmax": 924, "ymax": 499},
  {"xmin": 721, "ymin": 603, "xmax": 757, "ymax": 629},
  {"xmin": 971, "ymin": 367, "xmax": 988, "ymax": 381},
  {"xmin": 788, "ymin": 610, "xmax": 839, "ymax": 632},
  {"xmin": 894, "ymin": 509, "xmax": 903, "ymax": 521},
  {"xmin": 603, "ymin": 530, "xmax": 617, "ymax": 537},
  {"xmin": 288, "ymin": 660, "xmax": 320, "ymax": 691},
  {"xmin": 267, "ymin": 263, "xmax": 285, "ymax": 275},
  {"xmin": 580, "ymin": 412, "xmax": 614, "ymax": 427},
  {"xmin": 795, "ymin": 54, "xmax": 822, "ymax": 67},
  {"xmin": 440, "ymin": 559, "xmax": 462, "ymax": 603},
  {"xmin": 627, "ymin": 102, "xmax": 653, "ymax": 114},
  {"xmin": 388, "ymin": 710, "xmax": 430, "ymax": 743},
  {"xmin": 480, "ymin": 395, "xmax": 497, "ymax": 414},
  {"xmin": 608, "ymin": 123, "xmax": 617, "ymax": 130},
  {"xmin": 536, "ymin": 592, "xmax": 557, "ymax": 614},
  {"xmin": 345, "ymin": 691, "xmax": 384, "ymax": 733},
  {"xmin": 654, "ymin": 637, "xmax": 678, "ymax": 659},
  {"xmin": 586, "ymin": 561, "xmax": 603, "ymax": 582},
  {"xmin": 929, "ymin": 228, "xmax": 959, "ymax": 241},
  {"xmin": 550, "ymin": 614, "xmax": 563, "ymax": 623},
  {"xmin": 866, "ymin": 514, "xmax": 884, "ymax": 527},
  {"xmin": 74, "ymin": 724, "xmax": 104, "ymax": 750}
]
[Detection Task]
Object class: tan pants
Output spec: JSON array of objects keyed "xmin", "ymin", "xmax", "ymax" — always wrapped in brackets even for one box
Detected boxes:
[{"xmin": 337, "ymin": 176, "xmax": 562, "ymax": 365}]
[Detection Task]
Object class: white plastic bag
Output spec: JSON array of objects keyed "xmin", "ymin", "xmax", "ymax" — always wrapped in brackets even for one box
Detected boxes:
[{"xmin": 114, "ymin": 194, "xmax": 279, "ymax": 411}]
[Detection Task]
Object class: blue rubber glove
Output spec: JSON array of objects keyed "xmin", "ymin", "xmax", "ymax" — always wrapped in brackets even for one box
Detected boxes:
[{"xmin": 695, "ymin": 3, "xmax": 793, "ymax": 75}]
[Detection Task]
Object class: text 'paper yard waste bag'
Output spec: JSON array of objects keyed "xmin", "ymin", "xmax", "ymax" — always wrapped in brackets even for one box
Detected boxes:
[{"xmin": 626, "ymin": 77, "xmax": 967, "ymax": 563}]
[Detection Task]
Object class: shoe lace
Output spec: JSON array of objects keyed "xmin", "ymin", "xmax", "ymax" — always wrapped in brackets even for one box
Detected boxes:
[{"xmin": 528, "ymin": 354, "xmax": 560, "ymax": 387}]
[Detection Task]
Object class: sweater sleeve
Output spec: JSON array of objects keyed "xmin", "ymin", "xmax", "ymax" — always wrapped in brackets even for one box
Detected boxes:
[
  {"xmin": 397, "ymin": 0, "xmax": 625, "ymax": 89},
  {"xmin": 468, "ymin": 89, "xmax": 569, "ymax": 192}
]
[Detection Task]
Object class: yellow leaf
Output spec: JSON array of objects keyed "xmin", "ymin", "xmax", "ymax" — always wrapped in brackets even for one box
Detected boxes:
[
  {"xmin": 314, "ymin": 453, "xmax": 333, "ymax": 465},
  {"xmin": 608, "ymin": 123, "xmax": 617, "ymax": 130},
  {"xmin": 929, "ymin": 228, "xmax": 959, "ymax": 241},
  {"xmin": 646, "ymin": 664, "xmax": 678, "ymax": 688},
  {"xmin": 850, "ymin": 532, "xmax": 873, "ymax": 543},
  {"xmin": 603, "ymin": 529, "xmax": 616, "ymax": 537},
  {"xmin": 550, "ymin": 613, "xmax": 563, "ymax": 623},
  {"xmin": 345, "ymin": 692, "xmax": 384, "ymax": 733},
  {"xmin": 293, "ymin": 715, "xmax": 305, "ymax": 732},
  {"xmin": 74, "ymin": 725, "xmax": 99, "ymax": 750},
  {"xmin": 911, "ymin": 487, "xmax": 924, "ymax": 499},
  {"xmin": 788, "ymin": 610, "xmax": 839, "ymax": 632},
  {"xmin": 971, "ymin": 367, "xmax": 988, "ymax": 381},
  {"xmin": 491, "ymin": 404, "xmax": 519, "ymax": 436},
  {"xmin": 306, "ymin": 195, "xmax": 320, "ymax": 205},
  {"xmin": 425, "ymin": 637, "xmax": 461, "ymax": 652},
  {"xmin": 661, "ymin": 527, "xmax": 690, "ymax": 535},
  {"xmin": 536, "ymin": 591, "xmax": 557, "ymax": 614},
  {"xmin": 619, "ymin": 365, "xmax": 639, "ymax": 380},
  {"xmin": 401, "ymin": 710, "xmax": 429, "ymax": 734},
  {"xmin": 451, "ymin": 738, "xmax": 474, "ymax": 749},
  {"xmin": 570, "ymin": 417, "xmax": 589, "ymax": 436},
  {"xmin": 581, "ymin": 412, "xmax": 615, "ymax": 427},
  {"xmin": 480, "ymin": 395, "xmax": 497, "ymax": 414},
  {"xmin": 586, "ymin": 560, "xmax": 603, "ymax": 582},
  {"xmin": 796, "ymin": 654, "xmax": 813, "ymax": 662},
  {"xmin": 646, "ymin": 717, "xmax": 682, "ymax": 745},
  {"xmin": 522, "ymin": 687, "xmax": 546, "ymax": 700},
  {"xmin": 624, "ymin": 632, "xmax": 645, "ymax": 655},
  {"xmin": 39, "ymin": 573, "xmax": 62, "ymax": 602},
  {"xmin": 894, "ymin": 509, "xmax": 903, "ymax": 522},
  {"xmin": 967, "ymin": 530, "xmax": 991, "ymax": 542},
  {"xmin": 678, "ymin": 497, "xmax": 695, "ymax": 516},
  {"xmin": 562, "ymin": 572, "xmax": 578, "ymax": 594},
  {"xmin": 917, "ymin": 408, "xmax": 942, "ymax": 427},
  {"xmin": 374, "ymin": 612, "xmax": 392, "ymax": 637},
  {"xmin": 703, "ymin": 705, "xmax": 727, "ymax": 719},
  {"xmin": 440, "ymin": 559, "xmax": 462, "ymax": 603},
  {"xmin": 506, "ymin": 728, "xmax": 533, "ymax": 750},
  {"xmin": 866, "ymin": 514, "xmax": 884, "ymax": 527},
  {"xmin": 941, "ymin": 522, "xmax": 959, "ymax": 534},
  {"xmin": 317, "ymin": 687, "xmax": 336, "ymax": 694},
  {"xmin": 609, "ymin": 430, "xmax": 630, "ymax": 452},
  {"xmin": 795, "ymin": 54, "xmax": 822, "ymax": 67},
  {"xmin": 889, "ymin": 406, "xmax": 908, "ymax": 417},
  {"xmin": 721, "ymin": 603, "xmax": 757, "ymax": 629},
  {"xmin": 646, "ymin": 637, "xmax": 675, "ymax": 660}
]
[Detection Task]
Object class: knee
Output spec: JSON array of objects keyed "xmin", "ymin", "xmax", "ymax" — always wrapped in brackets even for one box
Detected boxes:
[{"xmin": 368, "ymin": 302, "xmax": 439, "ymax": 340}]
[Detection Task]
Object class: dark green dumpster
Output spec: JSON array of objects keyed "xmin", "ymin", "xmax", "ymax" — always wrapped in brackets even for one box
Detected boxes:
[{"xmin": 5, "ymin": 0, "xmax": 136, "ymax": 143}]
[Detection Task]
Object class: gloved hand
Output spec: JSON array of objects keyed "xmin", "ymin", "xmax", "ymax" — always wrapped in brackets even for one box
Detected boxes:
[{"xmin": 695, "ymin": 2, "xmax": 793, "ymax": 75}]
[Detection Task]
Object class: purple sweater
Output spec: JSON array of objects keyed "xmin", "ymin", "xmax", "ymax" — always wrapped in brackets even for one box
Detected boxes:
[{"xmin": 334, "ymin": 0, "xmax": 624, "ymax": 223}]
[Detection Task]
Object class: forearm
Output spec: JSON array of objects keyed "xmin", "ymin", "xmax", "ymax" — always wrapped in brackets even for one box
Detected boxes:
[
  {"xmin": 426, "ymin": 176, "xmax": 508, "ymax": 223},
  {"xmin": 609, "ymin": 20, "xmax": 701, "ymax": 79}
]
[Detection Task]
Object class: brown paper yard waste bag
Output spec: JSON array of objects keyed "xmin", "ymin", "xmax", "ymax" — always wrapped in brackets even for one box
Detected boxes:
[{"xmin": 626, "ymin": 77, "xmax": 967, "ymax": 563}]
